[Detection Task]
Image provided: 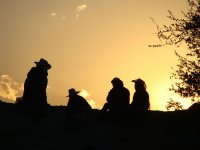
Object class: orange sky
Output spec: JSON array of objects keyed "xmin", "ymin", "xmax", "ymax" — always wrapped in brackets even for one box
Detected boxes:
[{"xmin": 0, "ymin": 0, "xmax": 193, "ymax": 110}]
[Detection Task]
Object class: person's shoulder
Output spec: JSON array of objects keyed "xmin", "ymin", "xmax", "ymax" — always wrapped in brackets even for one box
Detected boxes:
[
  {"xmin": 31, "ymin": 67, "xmax": 43, "ymax": 73},
  {"xmin": 27, "ymin": 67, "xmax": 37, "ymax": 74},
  {"xmin": 77, "ymin": 95, "xmax": 86, "ymax": 100},
  {"xmin": 29, "ymin": 67, "xmax": 36, "ymax": 71},
  {"xmin": 146, "ymin": 91, "xmax": 149, "ymax": 97},
  {"xmin": 108, "ymin": 88, "xmax": 115, "ymax": 93},
  {"xmin": 123, "ymin": 87, "xmax": 130, "ymax": 92},
  {"xmin": 144, "ymin": 90, "xmax": 149, "ymax": 95}
]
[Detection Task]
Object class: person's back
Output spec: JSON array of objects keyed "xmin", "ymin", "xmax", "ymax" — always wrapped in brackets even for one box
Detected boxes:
[
  {"xmin": 131, "ymin": 90, "xmax": 149, "ymax": 111},
  {"xmin": 103, "ymin": 77, "xmax": 130, "ymax": 113},
  {"xmin": 130, "ymin": 78, "xmax": 150, "ymax": 111},
  {"xmin": 107, "ymin": 86, "xmax": 130, "ymax": 112},
  {"xmin": 66, "ymin": 88, "xmax": 92, "ymax": 117},
  {"xmin": 67, "ymin": 94, "xmax": 91, "ymax": 115}
]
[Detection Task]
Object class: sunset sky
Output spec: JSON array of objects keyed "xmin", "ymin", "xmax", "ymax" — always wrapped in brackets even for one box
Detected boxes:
[{"xmin": 0, "ymin": 0, "xmax": 193, "ymax": 110}]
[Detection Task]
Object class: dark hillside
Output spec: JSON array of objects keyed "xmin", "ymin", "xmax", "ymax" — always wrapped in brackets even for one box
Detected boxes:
[{"xmin": 0, "ymin": 101, "xmax": 200, "ymax": 149}]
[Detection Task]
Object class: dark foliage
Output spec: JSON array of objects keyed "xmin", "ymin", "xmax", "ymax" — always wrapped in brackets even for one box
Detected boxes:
[
  {"xmin": 165, "ymin": 98, "xmax": 183, "ymax": 111},
  {"xmin": 150, "ymin": 0, "xmax": 200, "ymax": 102}
]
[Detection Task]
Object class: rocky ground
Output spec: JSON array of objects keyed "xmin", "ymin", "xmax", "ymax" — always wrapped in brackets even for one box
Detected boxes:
[{"xmin": 0, "ymin": 101, "xmax": 200, "ymax": 150}]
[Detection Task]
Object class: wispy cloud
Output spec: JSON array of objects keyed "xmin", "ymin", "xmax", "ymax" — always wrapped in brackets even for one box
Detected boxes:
[
  {"xmin": 50, "ymin": 12, "xmax": 67, "ymax": 21},
  {"xmin": 79, "ymin": 89, "xmax": 101, "ymax": 109},
  {"xmin": 0, "ymin": 75, "xmax": 23, "ymax": 101},
  {"xmin": 61, "ymin": 16, "xmax": 66, "ymax": 20},
  {"xmin": 50, "ymin": 12, "xmax": 57, "ymax": 16},
  {"xmin": 50, "ymin": 4, "xmax": 87, "ymax": 21},
  {"xmin": 75, "ymin": 4, "xmax": 87, "ymax": 20},
  {"xmin": 76, "ymin": 4, "xmax": 87, "ymax": 12},
  {"xmin": 87, "ymin": 99, "xmax": 102, "ymax": 109}
]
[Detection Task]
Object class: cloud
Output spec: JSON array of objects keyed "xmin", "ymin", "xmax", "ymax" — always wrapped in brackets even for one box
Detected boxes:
[
  {"xmin": 75, "ymin": 4, "xmax": 87, "ymax": 20},
  {"xmin": 79, "ymin": 89, "xmax": 101, "ymax": 109},
  {"xmin": 50, "ymin": 4, "xmax": 87, "ymax": 21},
  {"xmin": 0, "ymin": 75, "xmax": 23, "ymax": 101},
  {"xmin": 61, "ymin": 16, "xmax": 66, "ymax": 20},
  {"xmin": 50, "ymin": 12, "xmax": 66, "ymax": 21},
  {"xmin": 51, "ymin": 12, "xmax": 57, "ymax": 16},
  {"xmin": 79, "ymin": 89, "xmax": 90, "ymax": 99},
  {"xmin": 87, "ymin": 99, "xmax": 102, "ymax": 109},
  {"xmin": 76, "ymin": 4, "xmax": 87, "ymax": 12}
]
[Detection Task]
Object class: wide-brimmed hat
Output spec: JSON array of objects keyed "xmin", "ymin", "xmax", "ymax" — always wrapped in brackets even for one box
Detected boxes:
[
  {"xmin": 34, "ymin": 58, "xmax": 51, "ymax": 70},
  {"xmin": 66, "ymin": 88, "xmax": 80, "ymax": 97},
  {"xmin": 132, "ymin": 78, "xmax": 146, "ymax": 86}
]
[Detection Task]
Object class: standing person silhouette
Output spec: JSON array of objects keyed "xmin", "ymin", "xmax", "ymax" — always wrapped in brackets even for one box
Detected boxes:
[
  {"xmin": 22, "ymin": 58, "xmax": 51, "ymax": 122},
  {"xmin": 102, "ymin": 77, "xmax": 130, "ymax": 113},
  {"xmin": 130, "ymin": 78, "xmax": 150, "ymax": 111}
]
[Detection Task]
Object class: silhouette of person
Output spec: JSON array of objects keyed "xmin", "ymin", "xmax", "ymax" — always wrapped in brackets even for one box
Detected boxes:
[
  {"xmin": 21, "ymin": 58, "xmax": 51, "ymax": 122},
  {"xmin": 130, "ymin": 78, "xmax": 150, "ymax": 111},
  {"xmin": 102, "ymin": 77, "xmax": 130, "ymax": 113},
  {"xmin": 66, "ymin": 88, "xmax": 92, "ymax": 118}
]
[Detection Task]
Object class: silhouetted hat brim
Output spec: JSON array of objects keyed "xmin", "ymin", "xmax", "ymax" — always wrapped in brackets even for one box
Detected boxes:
[
  {"xmin": 34, "ymin": 59, "xmax": 51, "ymax": 70},
  {"xmin": 66, "ymin": 91, "xmax": 80, "ymax": 97},
  {"xmin": 132, "ymin": 79, "xmax": 145, "ymax": 85}
]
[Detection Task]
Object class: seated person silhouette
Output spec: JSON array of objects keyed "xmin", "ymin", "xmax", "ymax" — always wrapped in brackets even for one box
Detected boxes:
[
  {"xmin": 66, "ymin": 88, "xmax": 92, "ymax": 119},
  {"xmin": 130, "ymin": 78, "xmax": 150, "ymax": 111},
  {"xmin": 102, "ymin": 77, "xmax": 130, "ymax": 113}
]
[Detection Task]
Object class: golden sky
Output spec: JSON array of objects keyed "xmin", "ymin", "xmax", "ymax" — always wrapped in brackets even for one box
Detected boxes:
[{"xmin": 0, "ymin": 0, "xmax": 192, "ymax": 110}]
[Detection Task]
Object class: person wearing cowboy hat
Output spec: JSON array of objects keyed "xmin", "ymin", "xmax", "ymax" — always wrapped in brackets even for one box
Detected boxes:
[
  {"xmin": 21, "ymin": 58, "xmax": 51, "ymax": 122},
  {"xmin": 130, "ymin": 78, "xmax": 150, "ymax": 111},
  {"xmin": 66, "ymin": 88, "xmax": 92, "ymax": 118}
]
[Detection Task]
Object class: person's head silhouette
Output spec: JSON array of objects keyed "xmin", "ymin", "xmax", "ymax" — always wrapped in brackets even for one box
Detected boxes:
[
  {"xmin": 111, "ymin": 77, "xmax": 123, "ymax": 88},
  {"xmin": 132, "ymin": 78, "xmax": 146, "ymax": 91},
  {"xmin": 66, "ymin": 88, "xmax": 80, "ymax": 97},
  {"xmin": 34, "ymin": 58, "xmax": 51, "ymax": 70}
]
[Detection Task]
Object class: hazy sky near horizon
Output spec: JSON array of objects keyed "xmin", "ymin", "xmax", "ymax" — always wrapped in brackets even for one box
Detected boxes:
[{"xmin": 0, "ymin": 0, "xmax": 192, "ymax": 110}]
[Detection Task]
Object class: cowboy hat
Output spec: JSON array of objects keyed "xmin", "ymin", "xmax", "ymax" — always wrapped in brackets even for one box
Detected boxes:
[
  {"xmin": 34, "ymin": 58, "xmax": 51, "ymax": 70},
  {"xmin": 66, "ymin": 88, "xmax": 80, "ymax": 97},
  {"xmin": 132, "ymin": 78, "xmax": 145, "ymax": 85}
]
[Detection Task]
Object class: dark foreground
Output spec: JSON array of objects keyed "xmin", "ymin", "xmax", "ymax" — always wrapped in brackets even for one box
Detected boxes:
[{"xmin": 0, "ymin": 101, "xmax": 200, "ymax": 150}]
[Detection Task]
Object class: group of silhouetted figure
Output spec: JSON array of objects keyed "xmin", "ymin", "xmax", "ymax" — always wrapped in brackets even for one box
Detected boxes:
[{"xmin": 15, "ymin": 58, "xmax": 150, "ymax": 125}]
